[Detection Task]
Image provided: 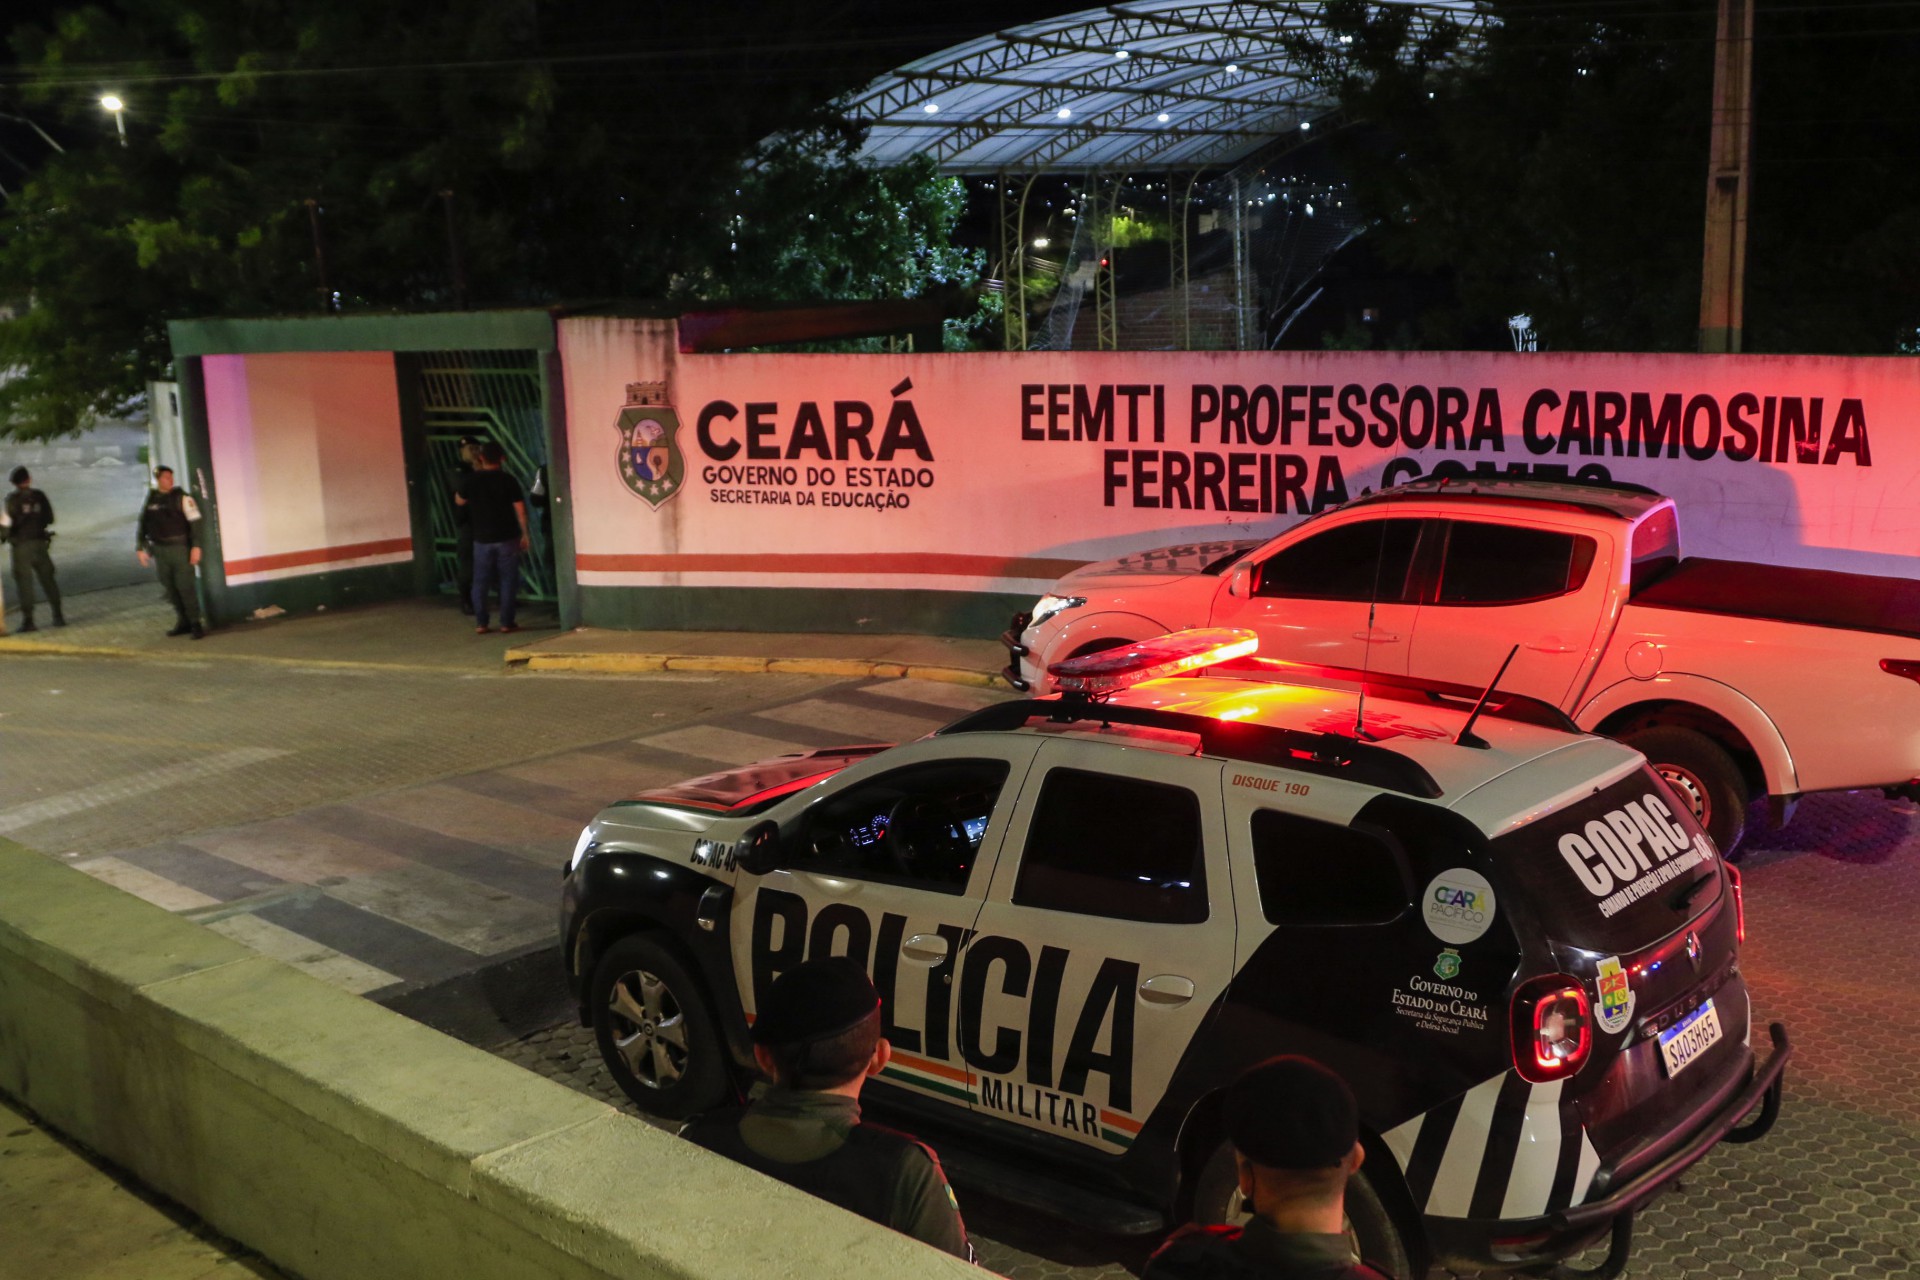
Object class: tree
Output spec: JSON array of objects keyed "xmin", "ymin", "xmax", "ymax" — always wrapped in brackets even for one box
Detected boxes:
[
  {"xmin": 1286, "ymin": 0, "xmax": 1920, "ymax": 354},
  {"xmin": 0, "ymin": 0, "xmax": 986, "ymax": 438}
]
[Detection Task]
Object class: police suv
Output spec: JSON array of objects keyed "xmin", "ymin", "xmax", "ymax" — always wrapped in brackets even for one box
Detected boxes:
[{"xmin": 560, "ymin": 631, "xmax": 1790, "ymax": 1278}]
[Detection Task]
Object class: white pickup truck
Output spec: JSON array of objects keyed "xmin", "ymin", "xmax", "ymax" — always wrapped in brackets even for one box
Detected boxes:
[{"xmin": 1004, "ymin": 476, "xmax": 1920, "ymax": 852}]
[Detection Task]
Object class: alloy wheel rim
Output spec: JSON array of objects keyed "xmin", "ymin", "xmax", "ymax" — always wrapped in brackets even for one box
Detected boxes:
[{"xmin": 607, "ymin": 968, "xmax": 690, "ymax": 1089}]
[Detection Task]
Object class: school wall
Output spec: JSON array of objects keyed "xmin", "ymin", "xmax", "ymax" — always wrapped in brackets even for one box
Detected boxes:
[{"xmin": 558, "ymin": 317, "xmax": 1920, "ymax": 637}]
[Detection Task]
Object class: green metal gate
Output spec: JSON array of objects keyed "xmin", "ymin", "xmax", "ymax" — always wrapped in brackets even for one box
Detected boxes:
[{"xmin": 415, "ymin": 349, "xmax": 555, "ymax": 603}]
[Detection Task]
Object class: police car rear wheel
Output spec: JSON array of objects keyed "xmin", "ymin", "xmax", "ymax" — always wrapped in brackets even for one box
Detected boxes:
[
  {"xmin": 1621, "ymin": 725, "xmax": 1748, "ymax": 855},
  {"xmin": 592, "ymin": 934, "xmax": 727, "ymax": 1119},
  {"xmin": 1191, "ymin": 1140, "xmax": 1414, "ymax": 1280}
]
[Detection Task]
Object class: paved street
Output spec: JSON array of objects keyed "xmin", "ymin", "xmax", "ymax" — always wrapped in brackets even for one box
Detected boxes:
[{"xmin": 3, "ymin": 608, "xmax": 1918, "ymax": 1279}]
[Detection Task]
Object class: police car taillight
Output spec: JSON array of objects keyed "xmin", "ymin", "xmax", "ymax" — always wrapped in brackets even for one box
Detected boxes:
[
  {"xmin": 1047, "ymin": 628, "xmax": 1259, "ymax": 696},
  {"xmin": 1727, "ymin": 862, "xmax": 1746, "ymax": 943},
  {"xmin": 1511, "ymin": 975, "xmax": 1592, "ymax": 1083}
]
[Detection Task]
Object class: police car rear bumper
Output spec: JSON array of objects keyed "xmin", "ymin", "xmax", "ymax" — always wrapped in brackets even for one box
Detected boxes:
[{"xmin": 1428, "ymin": 1022, "xmax": 1790, "ymax": 1268}]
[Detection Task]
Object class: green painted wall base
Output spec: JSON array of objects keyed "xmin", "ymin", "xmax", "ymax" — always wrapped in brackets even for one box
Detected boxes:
[
  {"xmin": 578, "ymin": 587, "xmax": 1029, "ymax": 640},
  {"xmin": 209, "ymin": 562, "xmax": 421, "ymax": 625}
]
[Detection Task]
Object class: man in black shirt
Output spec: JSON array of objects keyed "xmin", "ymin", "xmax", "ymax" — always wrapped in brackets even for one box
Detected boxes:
[
  {"xmin": 3, "ymin": 466, "xmax": 64, "ymax": 631},
  {"xmin": 682, "ymin": 959, "xmax": 972, "ymax": 1260},
  {"xmin": 451, "ymin": 436, "xmax": 479, "ymax": 615},
  {"xmin": 135, "ymin": 466, "xmax": 205, "ymax": 640},
  {"xmin": 454, "ymin": 441, "xmax": 528, "ymax": 634},
  {"xmin": 1144, "ymin": 1057, "xmax": 1388, "ymax": 1280}
]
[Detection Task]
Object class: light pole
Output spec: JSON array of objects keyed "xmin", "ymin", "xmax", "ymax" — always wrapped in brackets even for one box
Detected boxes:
[{"xmin": 99, "ymin": 94, "xmax": 126, "ymax": 147}]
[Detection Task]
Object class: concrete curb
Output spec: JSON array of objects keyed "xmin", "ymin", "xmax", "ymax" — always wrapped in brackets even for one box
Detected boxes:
[
  {"xmin": 0, "ymin": 636, "xmax": 477, "ymax": 675},
  {"xmin": 507, "ymin": 647, "xmax": 1003, "ymax": 688},
  {"xmin": 0, "ymin": 839, "xmax": 978, "ymax": 1280}
]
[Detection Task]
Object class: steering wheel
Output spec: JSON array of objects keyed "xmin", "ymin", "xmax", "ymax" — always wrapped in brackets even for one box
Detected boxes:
[{"xmin": 882, "ymin": 796, "xmax": 945, "ymax": 874}]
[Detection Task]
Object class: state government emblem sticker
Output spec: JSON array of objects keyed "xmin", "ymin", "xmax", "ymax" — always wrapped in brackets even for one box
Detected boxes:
[{"xmin": 616, "ymin": 382, "xmax": 683, "ymax": 509}]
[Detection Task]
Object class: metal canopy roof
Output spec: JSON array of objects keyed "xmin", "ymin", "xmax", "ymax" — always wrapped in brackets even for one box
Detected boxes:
[{"xmin": 846, "ymin": 1, "xmax": 1482, "ymax": 175}]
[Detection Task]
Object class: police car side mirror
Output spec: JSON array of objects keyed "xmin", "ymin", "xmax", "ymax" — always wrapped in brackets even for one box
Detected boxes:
[
  {"xmin": 735, "ymin": 821, "xmax": 783, "ymax": 876},
  {"xmin": 1226, "ymin": 562, "xmax": 1255, "ymax": 599}
]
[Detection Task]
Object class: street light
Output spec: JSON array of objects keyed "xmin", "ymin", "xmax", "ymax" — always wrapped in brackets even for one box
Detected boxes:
[{"xmin": 99, "ymin": 94, "xmax": 126, "ymax": 147}]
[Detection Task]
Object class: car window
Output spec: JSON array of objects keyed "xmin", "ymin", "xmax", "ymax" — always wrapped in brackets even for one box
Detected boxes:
[
  {"xmin": 1014, "ymin": 768, "xmax": 1207, "ymax": 923},
  {"xmin": 794, "ymin": 759, "xmax": 1009, "ymax": 894},
  {"xmin": 1436, "ymin": 521, "xmax": 1596, "ymax": 605},
  {"xmin": 1255, "ymin": 518, "xmax": 1423, "ymax": 602},
  {"xmin": 1251, "ymin": 811, "xmax": 1411, "ymax": 926}
]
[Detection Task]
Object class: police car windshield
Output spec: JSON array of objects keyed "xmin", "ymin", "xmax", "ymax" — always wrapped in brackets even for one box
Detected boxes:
[{"xmin": 1490, "ymin": 769, "xmax": 1725, "ymax": 953}]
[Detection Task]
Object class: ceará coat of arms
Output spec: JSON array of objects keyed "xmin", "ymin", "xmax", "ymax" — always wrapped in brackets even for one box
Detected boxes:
[{"xmin": 617, "ymin": 381, "xmax": 683, "ymax": 509}]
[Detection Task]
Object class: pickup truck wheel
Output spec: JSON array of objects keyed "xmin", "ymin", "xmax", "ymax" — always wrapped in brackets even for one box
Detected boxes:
[
  {"xmin": 1190, "ymin": 1140, "xmax": 1414, "ymax": 1279},
  {"xmin": 1620, "ymin": 726, "xmax": 1748, "ymax": 855},
  {"xmin": 591, "ymin": 934, "xmax": 728, "ymax": 1119}
]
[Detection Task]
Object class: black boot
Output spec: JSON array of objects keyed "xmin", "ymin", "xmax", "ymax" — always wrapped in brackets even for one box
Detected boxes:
[
  {"xmin": 190, "ymin": 623, "xmax": 206, "ymax": 640},
  {"xmin": 51, "ymin": 611, "xmax": 66, "ymax": 627},
  {"xmin": 18, "ymin": 614, "xmax": 36, "ymax": 633},
  {"xmin": 166, "ymin": 619, "xmax": 193, "ymax": 637}
]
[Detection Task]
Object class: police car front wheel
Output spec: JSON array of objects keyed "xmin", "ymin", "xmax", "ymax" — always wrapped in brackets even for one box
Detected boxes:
[
  {"xmin": 591, "ymin": 934, "xmax": 728, "ymax": 1119},
  {"xmin": 1191, "ymin": 1139, "xmax": 1416, "ymax": 1280}
]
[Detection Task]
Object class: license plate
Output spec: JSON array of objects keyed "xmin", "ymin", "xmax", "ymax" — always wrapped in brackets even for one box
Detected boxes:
[{"xmin": 1657, "ymin": 999, "xmax": 1723, "ymax": 1077}]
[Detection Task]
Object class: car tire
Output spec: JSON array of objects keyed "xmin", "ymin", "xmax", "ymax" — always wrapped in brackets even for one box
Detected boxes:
[
  {"xmin": 1189, "ymin": 1139, "xmax": 1415, "ymax": 1280},
  {"xmin": 1619, "ymin": 725, "xmax": 1749, "ymax": 856},
  {"xmin": 590, "ymin": 933, "xmax": 729, "ymax": 1119}
]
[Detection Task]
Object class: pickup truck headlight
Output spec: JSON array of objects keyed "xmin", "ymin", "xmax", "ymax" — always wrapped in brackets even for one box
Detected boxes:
[
  {"xmin": 1029, "ymin": 594, "xmax": 1087, "ymax": 629},
  {"xmin": 568, "ymin": 825, "xmax": 599, "ymax": 873}
]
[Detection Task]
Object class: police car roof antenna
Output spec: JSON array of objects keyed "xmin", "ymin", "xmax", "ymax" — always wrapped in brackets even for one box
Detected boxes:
[
  {"xmin": 1455, "ymin": 644, "xmax": 1521, "ymax": 750},
  {"xmin": 1350, "ymin": 520, "xmax": 1389, "ymax": 743}
]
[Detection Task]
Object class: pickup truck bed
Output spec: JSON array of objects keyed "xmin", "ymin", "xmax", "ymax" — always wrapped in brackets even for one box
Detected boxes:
[{"xmin": 1633, "ymin": 558, "xmax": 1920, "ymax": 642}]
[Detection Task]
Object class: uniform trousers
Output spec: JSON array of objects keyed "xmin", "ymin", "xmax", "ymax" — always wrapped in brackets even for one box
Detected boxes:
[
  {"xmin": 152, "ymin": 543, "xmax": 202, "ymax": 626},
  {"xmin": 9, "ymin": 539, "xmax": 60, "ymax": 619}
]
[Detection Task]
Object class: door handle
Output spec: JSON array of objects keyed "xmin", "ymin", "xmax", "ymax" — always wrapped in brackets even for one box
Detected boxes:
[
  {"xmin": 1526, "ymin": 640, "xmax": 1577, "ymax": 654},
  {"xmin": 1139, "ymin": 974, "xmax": 1196, "ymax": 1006},
  {"xmin": 902, "ymin": 934, "xmax": 950, "ymax": 965},
  {"xmin": 1352, "ymin": 631, "xmax": 1400, "ymax": 643}
]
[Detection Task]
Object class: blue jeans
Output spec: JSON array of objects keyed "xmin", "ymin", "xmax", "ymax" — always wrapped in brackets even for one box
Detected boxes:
[{"xmin": 472, "ymin": 539, "xmax": 522, "ymax": 628}]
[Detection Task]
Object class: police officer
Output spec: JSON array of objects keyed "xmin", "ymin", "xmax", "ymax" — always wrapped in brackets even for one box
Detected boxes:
[
  {"xmin": 1143, "ymin": 1057, "xmax": 1389, "ymax": 1280},
  {"xmin": 681, "ymin": 958, "xmax": 972, "ymax": 1260},
  {"xmin": 135, "ymin": 466, "xmax": 205, "ymax": 639},
  {"xmin": 3, "ymin": 466, "xmax": 64, "ymax": 631}
]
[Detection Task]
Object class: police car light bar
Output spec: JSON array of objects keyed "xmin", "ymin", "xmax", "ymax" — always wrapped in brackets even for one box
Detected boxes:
[{"xmin": 1048, "ymin": 628, "xmax": 1259, "ymax": 696}]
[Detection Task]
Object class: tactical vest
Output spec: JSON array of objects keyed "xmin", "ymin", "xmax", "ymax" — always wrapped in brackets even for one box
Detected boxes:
[
  {"xmin": 681, "ymin": 1109, "xmax": 925, "ymax": 1230},
  {"xmin": 6, "ymin": 490, "xmax": 51, "ymax": 540}
]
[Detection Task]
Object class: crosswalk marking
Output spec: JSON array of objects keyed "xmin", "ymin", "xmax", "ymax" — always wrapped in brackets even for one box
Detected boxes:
[
  {"xmin": 205, "ymin": 913, "xmax": 400, "ymax": 995},
  {"xmin": 68, "ymin": 684, "xmax": 983, "ymax": 994},
  {"xmin": 636, "ymin": 725, "xmax": 814, "ymax": 766},
  {"xmin": 322, "ymin": 863, "xmax": 552, "ymax": 955},
  {"xmin": 0, "ymin": 747, "xmax": 289, "ymax": 835},
  {"xmin": 754, "ymin": 698, "xmax": 947, "ymax": 746},
  {"xmin": 75, "ymin": 857, "xmax": 221, "ymax": 912},
  {"xmin": 866, "ymin": 678, "xmax": 1007, "ymax": 713}
]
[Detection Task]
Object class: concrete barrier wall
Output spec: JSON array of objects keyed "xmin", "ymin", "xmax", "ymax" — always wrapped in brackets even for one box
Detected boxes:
[{"xmin": 0, "ymin": 840, "xmax": 975, "ymax": 1280}]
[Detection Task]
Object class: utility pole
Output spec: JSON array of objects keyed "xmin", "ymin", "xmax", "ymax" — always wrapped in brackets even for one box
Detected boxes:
[
  {"xmin": 1698, "ymin": 0, "xmax": 1755, "ymax": 354},
  {"xmin": 440, "ymin": 189, "xmax": 469, "ymax": 311},
  {"xmin": 304, "ymin": 199, "xmax": 333, "ymax": 312}
]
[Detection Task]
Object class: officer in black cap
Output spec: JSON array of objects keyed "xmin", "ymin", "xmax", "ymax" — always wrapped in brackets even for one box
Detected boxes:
[
  {"xmin": 681, "ymin": 958, "xmax": 972, "ymax": 1260},
  {"xmin": 3, "ymin": 465, "xmax": 64, "ymax": 631},
  {"xmin": 1144, "ymin": 1056, "xmax": 1388, "ymax": 1280}
]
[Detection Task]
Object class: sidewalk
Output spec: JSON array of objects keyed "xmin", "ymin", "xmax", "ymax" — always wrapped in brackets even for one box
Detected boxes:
[
  {"xmin": 0, "ymin": 585, "xmax": 1010, "ymax": 686},
  {"xmin": 0, "ymin": 1092, "xmax": 286, "ymax": 1280}
]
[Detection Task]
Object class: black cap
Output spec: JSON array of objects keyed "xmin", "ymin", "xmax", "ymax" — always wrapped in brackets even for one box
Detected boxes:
[
  {"xmin": 752, "ymin": 958, "xmax": 880, "ymax": 1047},
  {"xmin": 1224, "ymin": 1056, "xmax": 1358, "ymax": 1170},
  {"xmin": 8, "ymin": 466, "xmax": 27, "ymax": 485}
]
